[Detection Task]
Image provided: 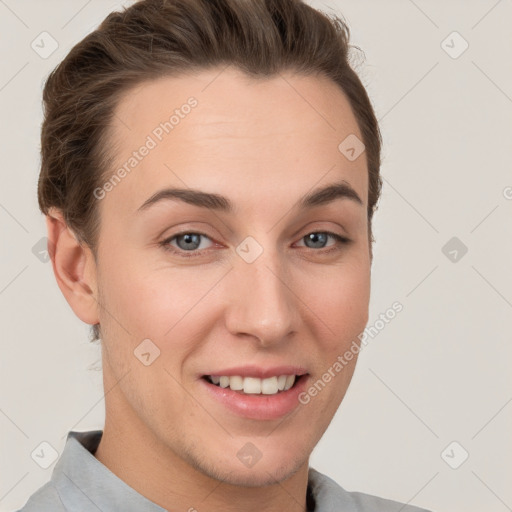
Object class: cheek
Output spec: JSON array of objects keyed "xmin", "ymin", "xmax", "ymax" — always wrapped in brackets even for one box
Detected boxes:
[
  {"xmin": 300, "ymin": 260, "xmax": 370, "ymax": 412},
  {"xmin": 298, "ymin": 257, "xmax": 371, "ymax": 338},
  {"xmin": 98, "ymin": 250, "xmax": 227, "ymax": 344}
]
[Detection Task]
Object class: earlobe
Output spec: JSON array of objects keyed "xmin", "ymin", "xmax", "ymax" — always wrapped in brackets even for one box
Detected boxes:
[{"xmin": 46, "ymin": 209, "xmax": 100, "ymax": 326}]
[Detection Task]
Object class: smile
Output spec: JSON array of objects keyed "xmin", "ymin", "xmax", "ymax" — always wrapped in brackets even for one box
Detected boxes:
[
  {"xmin": 200, "ymin": 373, "xmax": 309, "ymax": 420},
  {"xmin": 204, "ymin": 374, "xmax": 298, "ymax": 395}
]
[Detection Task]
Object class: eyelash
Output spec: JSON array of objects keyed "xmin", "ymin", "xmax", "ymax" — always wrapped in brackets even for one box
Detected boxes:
[{"xmin": 159, "ymin": 230, "xmax": 351, "ymax": 259}]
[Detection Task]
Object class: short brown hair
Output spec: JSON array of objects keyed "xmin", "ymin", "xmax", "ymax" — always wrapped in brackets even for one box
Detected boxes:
[{"xmin": 38, "ymin": 0, "xmax": 382, "ymax": 340}]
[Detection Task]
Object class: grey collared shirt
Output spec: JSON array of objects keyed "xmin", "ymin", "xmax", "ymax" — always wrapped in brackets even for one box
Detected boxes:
[{"xmin": 18, "ymin": 431, "xmax": 432, "ymax": 512}]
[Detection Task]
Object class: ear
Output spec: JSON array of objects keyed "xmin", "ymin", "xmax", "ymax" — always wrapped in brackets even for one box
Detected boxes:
[{"xmin": 46, "ymin": 208, "xmax": 100, "ymax": 326}]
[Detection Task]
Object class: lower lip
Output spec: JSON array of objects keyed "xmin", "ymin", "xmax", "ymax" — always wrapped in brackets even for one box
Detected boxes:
[{"xmin": 199, "ymin": 375, "xmax": 309, "ymax": 420}]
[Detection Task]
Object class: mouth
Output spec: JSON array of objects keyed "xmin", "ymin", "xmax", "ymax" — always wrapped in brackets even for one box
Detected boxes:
[
  {"xmin": 202, "ymin": 374, "xmax": 306, "ymax": 395},
  {"xmin": 199, "ymin": 372, "xmax": 310, "ymax": 420}
]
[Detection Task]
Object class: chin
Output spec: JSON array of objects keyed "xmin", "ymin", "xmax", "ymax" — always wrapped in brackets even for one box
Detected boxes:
[
  {"xmin": 201, "ymin": 445, "xmax": 309, "ymax": 488},
  {"xmin": 211, "ymin": 459, "xmax": 305, "ymax": 488}
]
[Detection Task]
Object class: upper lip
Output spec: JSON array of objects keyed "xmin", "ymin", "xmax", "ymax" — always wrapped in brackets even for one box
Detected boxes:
[{"xmin": 202, "ymin": 365, "xmax": 309, "ymax": 379}]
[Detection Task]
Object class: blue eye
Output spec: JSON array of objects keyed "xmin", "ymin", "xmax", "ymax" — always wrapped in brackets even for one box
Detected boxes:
[
  {"xmin": 304, "ymin": 232, "xmax": 329, "ymax": 249},
  {"xmin": 161, "ymin": 232, "xmax": 213, "ymax": 256},
  {"xmin": 160, "ymin": 230, "xmax": 350, "ymax": 258},
  {"xmin": 298, "ymin": 232, "xmax": 350, "ymax": 250},
  {"xmin": 174, "ymin": 233, "xmax": 205, "ymax": 251}
]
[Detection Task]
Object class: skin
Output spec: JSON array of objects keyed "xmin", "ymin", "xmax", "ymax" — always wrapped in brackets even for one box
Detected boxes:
[{"xmin": 47, "ymin": 67, "xmax": 371, "ymax": 512}]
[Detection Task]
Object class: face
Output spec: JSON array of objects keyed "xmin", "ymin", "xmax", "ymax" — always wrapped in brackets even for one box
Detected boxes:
[{"xmin": 92, "ymin": 67, "xmax": 370, "ymax": 486}]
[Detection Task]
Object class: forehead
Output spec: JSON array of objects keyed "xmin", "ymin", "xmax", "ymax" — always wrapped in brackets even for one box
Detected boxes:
[{"xmin": 104, "ymin": 67, "xmax": 368, "ymax": 215}]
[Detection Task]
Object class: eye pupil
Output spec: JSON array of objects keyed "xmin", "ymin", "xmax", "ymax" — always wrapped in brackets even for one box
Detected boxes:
[
  {"xmin": 305, "ymin": 232, "xmax": 328, "ymax": 249},
  {"xmin": 177, "ymin": 233, "xmax": 201, "ymax": 250}
]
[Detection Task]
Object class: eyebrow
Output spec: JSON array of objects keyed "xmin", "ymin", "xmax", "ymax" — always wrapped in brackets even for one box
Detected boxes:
[{"xmin": 137, "ymin": 180, "xmax": 363, "ymax": 213}]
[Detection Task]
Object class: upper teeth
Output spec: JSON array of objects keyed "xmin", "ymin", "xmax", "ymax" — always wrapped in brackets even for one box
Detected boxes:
[{"xmin": 209, "ymin": 375, "xmax": 296, "ymax": 394}]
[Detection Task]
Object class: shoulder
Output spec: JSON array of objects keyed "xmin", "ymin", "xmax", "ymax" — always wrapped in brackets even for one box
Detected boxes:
[
  {"xmin": 16, "ymin": 481, "xmax": 66, "ymax": 512},
  {"xmin": 308, "ymin": 467, "xmax": 433, "ymax": 512},
  {"xmin": 348, "ymin": 490, "xmax": 433, "ymax": 512}
]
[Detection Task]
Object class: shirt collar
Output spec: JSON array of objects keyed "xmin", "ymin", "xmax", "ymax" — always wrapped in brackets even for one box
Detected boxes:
[
  {"xmin": 51, "ymin": 430, "xmax": 354, "ymax": 512},
  {"xmin": 52, "ymin": 430, "xmax": 166, "ymax": 511}
]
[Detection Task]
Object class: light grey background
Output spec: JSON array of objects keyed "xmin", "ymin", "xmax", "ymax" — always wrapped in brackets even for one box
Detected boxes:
[{"xmin": 1, "ymin": 1, "xmax": 511, "ymax": 511}]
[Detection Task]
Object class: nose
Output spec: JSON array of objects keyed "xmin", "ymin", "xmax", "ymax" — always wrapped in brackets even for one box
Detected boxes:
[{"xmin": 224, "ymin": 244, "xmax": 299, "ymax": 347}]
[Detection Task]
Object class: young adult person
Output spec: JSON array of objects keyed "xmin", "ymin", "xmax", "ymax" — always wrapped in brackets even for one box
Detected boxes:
[{"xmin": 20, "ymin": 1, "xmax": 432, "ymax": 510}]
